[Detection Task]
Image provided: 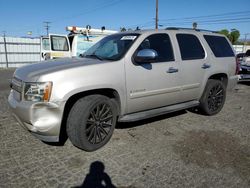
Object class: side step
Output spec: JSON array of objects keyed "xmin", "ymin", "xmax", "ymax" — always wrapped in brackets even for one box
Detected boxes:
[{"xmin": 118, "ymin": 100, "xmax": 199, "ymax": 122}]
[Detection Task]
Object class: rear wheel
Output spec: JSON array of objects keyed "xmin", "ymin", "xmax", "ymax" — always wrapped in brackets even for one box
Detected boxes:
[
  {"xmin": 199, "ymin": 79, "xmax": 226, "ymax": 115},
  {"xmin": 66, "ymin": 95, "xmax": 118, "ymax": 151}
]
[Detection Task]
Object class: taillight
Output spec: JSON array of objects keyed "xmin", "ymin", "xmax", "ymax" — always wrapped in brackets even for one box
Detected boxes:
[{"xmin": 235, "ymin": 57, "xmax": 240, "ymax": 75}]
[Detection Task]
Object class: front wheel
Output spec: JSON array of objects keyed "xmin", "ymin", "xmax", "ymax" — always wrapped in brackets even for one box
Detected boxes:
[
  {"xmin": 199, "ymin": 79, "xmax": 226, "ymax": 115},
  {"xmin": 66, "ymin": 95, "xmax": 118, "ymax": 151}
]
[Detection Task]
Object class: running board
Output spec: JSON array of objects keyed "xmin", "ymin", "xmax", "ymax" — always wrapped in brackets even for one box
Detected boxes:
[{"xmin": 119, "ymin": 101, "xmax": 199, "ymax": 122}]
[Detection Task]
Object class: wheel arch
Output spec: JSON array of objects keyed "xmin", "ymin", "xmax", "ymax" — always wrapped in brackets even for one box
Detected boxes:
[{"xmin": 208, "ymin": 73, "xmax": 228, "ymax": 87}]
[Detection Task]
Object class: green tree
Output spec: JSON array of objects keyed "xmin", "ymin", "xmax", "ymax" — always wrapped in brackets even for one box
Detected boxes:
[
  {"xmin": 219, "ymin": 29, "xmax": 240, "ymax": 44},
  {"xmin": 219, "ymin": 29, "xmax": 229, "ymax": 37},
  {"xmin": 120, "ymin": 27, "xmax": 126, "ymax": 32},
  {"xmin": 229, "ymin": 29, "xmax": 240, "ymax": 44}
]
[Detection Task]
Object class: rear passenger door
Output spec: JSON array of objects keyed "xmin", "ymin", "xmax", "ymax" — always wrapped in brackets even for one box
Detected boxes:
[{"xmin": 175, "ymin": 33, "xmax": 208, "ymax": 101}]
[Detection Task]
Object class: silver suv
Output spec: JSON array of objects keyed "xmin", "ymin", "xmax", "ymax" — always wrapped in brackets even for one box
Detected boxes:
[{"xmin": 8, "ymin": 28, "xmax": 238, "ymax": 151}]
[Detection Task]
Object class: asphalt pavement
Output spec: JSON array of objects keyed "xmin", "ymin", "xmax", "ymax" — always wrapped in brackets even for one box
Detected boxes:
[{"xmin": 0, "ymin": 68, "xmax": 250, "ymax": 188}]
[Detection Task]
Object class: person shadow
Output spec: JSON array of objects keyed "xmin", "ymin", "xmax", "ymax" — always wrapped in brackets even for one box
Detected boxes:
[{"xmin": 73, "ymin": 161, "xmax": 116, "ymax": 188}]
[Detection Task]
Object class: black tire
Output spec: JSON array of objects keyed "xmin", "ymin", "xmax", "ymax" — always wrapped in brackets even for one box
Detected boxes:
[
  {"xmin": 199, "ymin": 79, "xmax": 226, "ymax": 115},
  {"xmin": 66, "ymin": 95, "xmax": 118, "ymax": 151}
]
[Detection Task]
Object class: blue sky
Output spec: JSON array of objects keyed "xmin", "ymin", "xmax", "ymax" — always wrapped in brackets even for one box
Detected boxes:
[{"xmin": 0, "ymin": 0, "xmax": 249, "ymax": 39}]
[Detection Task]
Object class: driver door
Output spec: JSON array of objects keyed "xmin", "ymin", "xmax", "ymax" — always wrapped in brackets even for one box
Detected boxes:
[{"xmin": 125, "ymin": 33, "xmax": 182, "ymax": 113}]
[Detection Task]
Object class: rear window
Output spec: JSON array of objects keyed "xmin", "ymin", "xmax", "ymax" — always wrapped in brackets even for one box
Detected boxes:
[
  {"xmin": 176, "ymin": 34, "xmax": 205, "ymax": 60},
  {"xmin": 204, "ymin": 35, "xmax": 234, "ymax": 57}
]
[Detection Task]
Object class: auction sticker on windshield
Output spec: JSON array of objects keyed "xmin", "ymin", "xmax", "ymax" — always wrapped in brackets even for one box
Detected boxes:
[{"xmin": 121, "ymin": 36, "xmax": 137, "ymax": 40}]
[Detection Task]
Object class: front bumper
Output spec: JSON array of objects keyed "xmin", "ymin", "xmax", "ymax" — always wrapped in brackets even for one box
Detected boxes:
[
  {"xmin": 239, "ymin": 74, "xmax": 250, "ymax": 82},
  {"xmin": 239, "ymin": 65, "xmax": 250, "ymax": 81},
  {"xmin": 8, "ymin": 90, "xmax": 66, "ymax": 142}
]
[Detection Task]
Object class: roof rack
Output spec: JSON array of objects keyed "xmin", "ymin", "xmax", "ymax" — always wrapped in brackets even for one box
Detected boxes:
[{"xmin": 165, "ymin": 27, "xmax": 218, "ymax": 33}]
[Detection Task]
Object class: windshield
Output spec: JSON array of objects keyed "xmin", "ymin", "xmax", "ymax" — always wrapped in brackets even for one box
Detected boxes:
[{"xmin": 83, "ymin": 33, "xmax": 140, "ymax": 61}]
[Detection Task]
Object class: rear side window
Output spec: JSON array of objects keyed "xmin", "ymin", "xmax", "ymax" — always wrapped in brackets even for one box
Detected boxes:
[
  {"xmin": 176, "ymin": 34, "xmax": 205, "ymax": 60},
  {"xmin": 204, "ymin": 35, "xmax": 234, "ymax": 57}
]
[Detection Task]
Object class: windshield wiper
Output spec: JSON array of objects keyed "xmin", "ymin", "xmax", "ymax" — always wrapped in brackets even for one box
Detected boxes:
[{"xmin": 84, "ymin": 54, "xmax": 103, "ymax": 61}]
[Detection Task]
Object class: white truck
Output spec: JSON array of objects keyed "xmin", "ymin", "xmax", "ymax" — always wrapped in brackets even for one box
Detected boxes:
[{"xmin": 41, "ymin": 26, "xmax": 117, "ymax": 60}]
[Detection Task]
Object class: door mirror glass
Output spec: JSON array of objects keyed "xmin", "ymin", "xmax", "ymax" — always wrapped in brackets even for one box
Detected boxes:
[{"xmin": 135, "ymin": 49, "xmax": 158, "ymax": 63}]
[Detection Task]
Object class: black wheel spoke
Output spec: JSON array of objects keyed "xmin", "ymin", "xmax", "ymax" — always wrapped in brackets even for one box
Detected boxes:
[
  {"xmin": 93, "ymin": 127, "xmax": 97, "ymax": 144},
  {"xmin": 88, "ymin": 126, "xmax": 95, "ymax": 143},
  {"xmin": 102, "ymin": 122, "xmax": 113, "ymax": 128},
  {"xmin": 99, "ymin": 125, "xmax": 108, "ymax": 136},
  {"xmin": 101, "ymin": 115, "xmax": 113, "ymax": 122},
  {"xmin": 99, "ymin": 104, "xmax": 107, "ymax": 116},
  {"xmin": 97, "ymin": 127, "xmax": 103, "ymax": 142},
  {"xmin": 95, "ymin": 105, "xmax": 101, "ymax": 119},
  {"xmin": 86, "ymin": 123, "xmax": 95, "ymax": 134},
  {"xmin": 90, "ymin": 111, "xmax": 97, "ymax": 121},
  {"xmin": 100, "ymin": 108, "xmax": 111, "ymax": 119}
]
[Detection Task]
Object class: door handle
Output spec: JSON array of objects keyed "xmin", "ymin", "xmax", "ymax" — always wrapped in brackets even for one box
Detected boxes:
[
  {"xmin": 202, "ymin": 63, "xmax": 211, "ymax": 69},
  {"xmin": 167, "ymin": 67, "xmax": 178, "ymax": 73}
]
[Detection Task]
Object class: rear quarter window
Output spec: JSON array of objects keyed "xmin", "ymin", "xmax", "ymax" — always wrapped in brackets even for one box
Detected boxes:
[{"xmin": 204, "ymin": 35, "xmax": 235, "ymax": 57}]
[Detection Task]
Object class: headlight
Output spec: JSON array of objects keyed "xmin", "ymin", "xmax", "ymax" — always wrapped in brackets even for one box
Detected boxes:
[{"xmin": 24, "ymin": 82, "xmax": 52, "ymax": 102}]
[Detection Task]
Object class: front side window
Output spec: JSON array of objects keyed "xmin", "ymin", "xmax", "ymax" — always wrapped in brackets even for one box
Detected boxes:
[
  {"xmin": 137, "ymin": 33, "xmax": 174, "ymax": 62},
  {"xmin": 83, "ymin": 33, "xmax": 140, "ymax": 61},
  {"xmin": 177, "ymin": 34, "xmax": 205, "ymax": 60},
  {"xmin": 204, "ymin": 35, "xmax": 235, "ymax": 57}
]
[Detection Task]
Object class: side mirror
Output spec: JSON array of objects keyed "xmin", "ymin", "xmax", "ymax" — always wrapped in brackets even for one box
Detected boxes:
[{"xmin": 134, "ymin": 49, "xmax": 158, "ymax": 63}]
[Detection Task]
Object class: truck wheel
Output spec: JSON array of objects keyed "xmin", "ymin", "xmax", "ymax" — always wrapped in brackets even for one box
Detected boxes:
[
  {"xmin": 199, "ymin": 79, "xmax": 226, "ymax": 115},
  {"xmin": 66, "ymin": 95, "xmax": 118, "ymax": 151}
]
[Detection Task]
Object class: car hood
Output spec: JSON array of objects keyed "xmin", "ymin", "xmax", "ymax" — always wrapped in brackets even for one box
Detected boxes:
[{"xmin": 14, "ymin": 58, "xmax": 105, "ymax": 82}]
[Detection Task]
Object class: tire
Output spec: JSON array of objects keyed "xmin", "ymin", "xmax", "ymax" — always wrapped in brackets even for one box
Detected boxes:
[
  {"xmin": 199, "ymin": 79, "xmax": 226, "ymax": 115},
  {"xmin": 66, "ymin": 95, "xmax": 118, "ymax": 151}
]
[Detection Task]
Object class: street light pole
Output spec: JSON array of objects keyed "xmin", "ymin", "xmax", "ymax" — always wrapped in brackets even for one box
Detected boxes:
[{"xmin": 155, "ymin": 0, "xmax": 158, "ymax": 30}]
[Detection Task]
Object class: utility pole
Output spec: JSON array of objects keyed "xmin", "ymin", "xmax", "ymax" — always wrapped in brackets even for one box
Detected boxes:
[
  {"xmin": 155, "ymin": 0, "xmax": 158, "ymax": 30},
  {"xmin": 2, "ymin": 31, "xmax": 8, "ymax": 68},
  {"xmin": 43, "ymin": 21, "xmax": 51, "ymax": 36},
  {"xmin": 244, "ymin": 33, "xmax": 250, "ymax": 52}
]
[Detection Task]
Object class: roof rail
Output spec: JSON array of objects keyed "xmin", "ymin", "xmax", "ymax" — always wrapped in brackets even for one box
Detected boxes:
[{"xmin": 165, "ymin": 27, "xmax": 218, "ymax": 33}]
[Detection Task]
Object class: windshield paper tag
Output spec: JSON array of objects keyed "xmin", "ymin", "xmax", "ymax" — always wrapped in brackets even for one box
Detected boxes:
[{"xmin": 121, "ymin": 36, "xmax": 137, "ymax": 40}]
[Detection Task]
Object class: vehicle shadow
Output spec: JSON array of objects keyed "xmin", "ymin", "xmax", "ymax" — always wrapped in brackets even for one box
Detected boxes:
[
  {"xmin": 72, "ymin": 161, "xmax": 116, "ymax": 188},
  {"xmin": 238, "ymin": 81, "xmax": 250, "ymax": 86},
  {"xmin": 116, "ymin": 110, "xmax": 187, "ymax": 129},
  {"xmin": 44, "ymin": 109, "xmax": 191, "ymax": 146}
]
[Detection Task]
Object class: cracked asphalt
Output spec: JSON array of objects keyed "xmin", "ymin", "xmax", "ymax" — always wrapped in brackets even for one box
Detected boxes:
[{"xmin": 0, "ymin": 68, "xmax": 250, "ymax": 188}]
